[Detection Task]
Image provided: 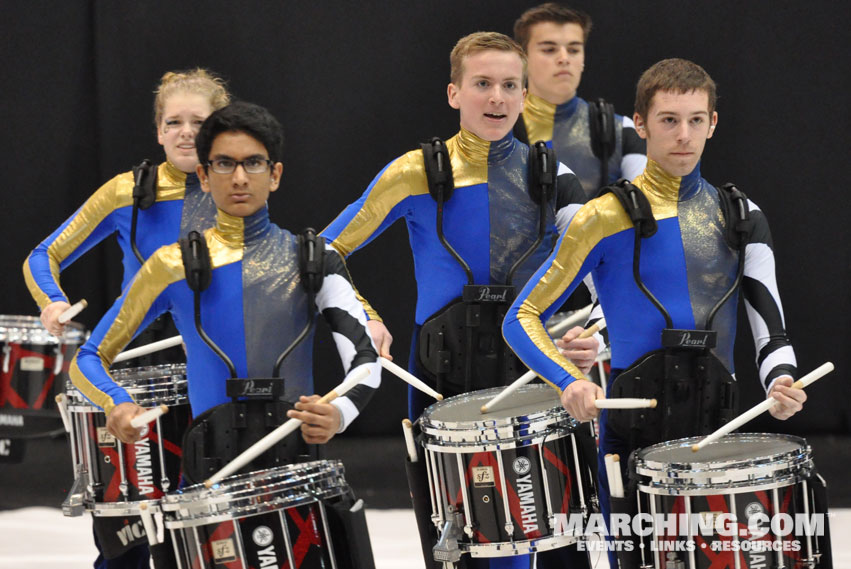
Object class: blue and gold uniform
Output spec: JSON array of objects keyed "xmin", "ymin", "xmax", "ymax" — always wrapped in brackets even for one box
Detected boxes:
[
  {"xmin": 71, "ymin": 207, "xmax": 380, "ymax": 427},
  {"xmin": 23, "ymin": 162, "xmax": 216, "ymax": 308},
  {"xmin": 504, "ymin": 158, "xmax": 795, "ymax": 389},
  {"xmin": 322, "ymin": 128, "xmax": 586, "ymax": 329},
  {"xmin": 520, "ymin": 93, "xmax": 647, "ymax": 196}
]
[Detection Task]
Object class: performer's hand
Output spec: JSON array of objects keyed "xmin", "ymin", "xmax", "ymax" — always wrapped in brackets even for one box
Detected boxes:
[
  {"xmin": 555, "ymin": 326, "xmax": 600, "ymax": 375},
  {"xmin": 288, "ymin": 395, "xmax": 342, "ymax": 444},
  {"xmin": 768, "ymin": 376, "xmax": 806, "ymax": 420},
  {"xmin": 367, "ymin": 319, "xmax": 393, "ymax": 360},
  {"xmin": 106, "ymin": 402, "xmax": 147, "ymax": 443},
  {"xmin": 560, "ymin": 379, "xmax": 603, "ymax": 422},
  {"xmin": 40, "ymin": 301, "xmax": 71, "ymax": 337}
]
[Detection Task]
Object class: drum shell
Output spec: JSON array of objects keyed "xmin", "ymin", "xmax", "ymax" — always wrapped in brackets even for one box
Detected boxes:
[
  {"xmin": 633, "ymin": 434, "xmax": 827, "ymax": 569},
  {"xmin": 162, "ymin": 461, "xmax": 349, "ymax": 569},
  {"xmin": 0, "ymin": 315, "xmax": 86, "ymax": 436},
  {"xmin": 419, "ymin": 385, "xmax": 593, "ymax": 557},
  {"xmin": 65, "ymin": 363, "xmax": 189, "ymax": 515}
]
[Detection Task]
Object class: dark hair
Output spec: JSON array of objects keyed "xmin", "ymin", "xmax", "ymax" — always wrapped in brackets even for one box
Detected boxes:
[
  {"xmin": 513, "ymin": 3, "xmax": 592, "ymax": 49},
  {"xmin": 635, "ymin": 58, "xmax": 717, "ymax": 119},
  {"xmin": 195, "ymin": 101, "xmax": 284, "ymax": 166}
]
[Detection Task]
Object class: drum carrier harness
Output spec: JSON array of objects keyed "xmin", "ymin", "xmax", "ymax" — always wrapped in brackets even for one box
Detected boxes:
[
  {"xmin": 416, "ymin": 138, "xmax": 557, "ymax": 396},
  {"xmin": 603, "ymin": 179, "xmax": 754, "ymax": 449},
  {"xmin": 177, "ymin": 227, "xmax": 325, "ymax": 484}
]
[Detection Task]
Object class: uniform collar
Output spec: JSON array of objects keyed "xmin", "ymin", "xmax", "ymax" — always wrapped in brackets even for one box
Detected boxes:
[
  {"xmin": 639, "ymin": 159, "xmax": 703, "ymax": 202},
  {"xmin": 525, "ymin": 92, "xmax": 580, "ymax": 122},
  {"xmin": 162, "ymin": 161, "xmax": 200, "ymax": 188},
  {"xmin": 214, "ymin": 206, "xmax": 271, "ymax": 248},
  {"xmin": 453, "ymin": 127, "xmax": 516, "ymax": 166}
]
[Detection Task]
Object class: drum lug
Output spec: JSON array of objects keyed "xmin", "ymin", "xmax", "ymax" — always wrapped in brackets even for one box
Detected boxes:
[
  {"xmin": 2, "ymin": 345, "xmax": 10, "ymax": 374},
  {"xmin": 432, "ymin": 513, "xmax": 464, "ymax": 564},
  {"xmin": 504, "ymin": 521, "xmax": 514, "ymax": 536},
  {"xmin": 61, "ymin": 464, "xmax": 88, "ymax": 517}
]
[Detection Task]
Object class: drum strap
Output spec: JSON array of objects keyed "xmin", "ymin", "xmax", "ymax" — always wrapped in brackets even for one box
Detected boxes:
[
  {"xmin": 180, "ymin": 400, "xmax": 313, "ymax": 485},
  {"xmin": 130, "ymin": 159, "xmax": 158, "ymax": 264},
  {"xmin": 606, "ymin": 349, "xmax": 737, "ymax": 448},
  {"xmin": 589, "ymin": 98, "xmax": 616, "ymax": 191}
]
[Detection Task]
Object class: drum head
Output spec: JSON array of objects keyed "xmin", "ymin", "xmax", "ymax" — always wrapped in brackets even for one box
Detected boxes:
[
  {"xmin": 162, "ymin": 460, "xmax": 349, "ymax": 528},
  {"xmin": 0, "ymin": 314, "xmax": 86, "ymax": 344},
  {"xmin": 419, "ymin": 384, "xmax": 576, "ymax": 449},
  {"xmin": 635, "ymin": 433, "xmax": 812, "ymax": 494}
]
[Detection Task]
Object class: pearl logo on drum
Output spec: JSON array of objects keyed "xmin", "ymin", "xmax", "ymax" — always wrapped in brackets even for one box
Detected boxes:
[
  {"xmin": 513, "ymin": 456, "xmax": 531, "ymax": 475},
  {"xmin": 252, "ymin": 525, "xmax": 274, "ymax": 547}
]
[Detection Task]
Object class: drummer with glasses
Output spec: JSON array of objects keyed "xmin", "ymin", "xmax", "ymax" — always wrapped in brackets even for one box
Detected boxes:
[{"xmin": 503, "ymin": 58, "xmax": 807, "ymax": 566}]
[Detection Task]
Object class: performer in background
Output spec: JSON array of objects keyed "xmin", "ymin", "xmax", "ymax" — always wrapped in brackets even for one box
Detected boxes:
[
  {"xmin": 323, "ymin": 32, "xmax": 594, "ymax": 569},
  {"xmin": 513, "ymin": 3, "xmax": 646, "ymax": 197},
  {"xmin": 22, "ymin": 68, "xmax": 229, "ymax": 569},
  {"xmin": 503, "ymin": 58, "xmax": 807, "ymax": 567}
]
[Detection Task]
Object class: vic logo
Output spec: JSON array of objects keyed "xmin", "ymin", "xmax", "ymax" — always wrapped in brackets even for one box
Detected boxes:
[
  {"xmin": 240, "ymin": 380, "xmax": 273, "ymax": 396},
  {"xmin": 678, "ymin": 332, "xmax": 708, "ymax": 347},
  {"xmin": 476, "ymin": 287, "xmax": 508, "ymax": 302}
]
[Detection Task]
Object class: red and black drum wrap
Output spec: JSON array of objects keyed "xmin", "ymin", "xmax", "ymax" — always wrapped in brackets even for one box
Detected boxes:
[
  {"xmin": 634, "ymin": 433, "xmax": 831, "ymax": 569},
  {"xmin": 0, "ymin": 315, "xmax": 86, "ymax": 439},
  {"xmin": 162, "ymin": 461, "xmax": 351, "ymax": 569},
  {"xmin": 419, "ymin": 384, "xmax": 596, "ymax": 558}
]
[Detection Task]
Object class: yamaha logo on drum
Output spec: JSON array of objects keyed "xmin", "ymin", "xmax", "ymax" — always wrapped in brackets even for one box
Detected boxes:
[
  {"xmin": 252, "ymin": 525, "xmax": 274, "ymax": 547},
  {"xmin": 513, "ymin": 456, "xmax": 531, "ymax": 475},
  {"xmin": 744, "ymin": 501, "xmax": 765, "ymax": 519}
]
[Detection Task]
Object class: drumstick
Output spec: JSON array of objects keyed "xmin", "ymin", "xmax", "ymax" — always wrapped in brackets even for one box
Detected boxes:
[
  {"xmin": 402, "ymin": 418, "xmax": 418, "ymax": 462},
  {"xmin": 130, "ymin": 404, "xmax": 169, "ymax": 429},
  {"xmin": 595, "ymin": 398, "xmax": 657, "ymax": 409},
  {"xmin": 611, "ymin": 454, "xmax": 624, "ymax": 498},
  {"xmin": 692, "ymin": 361, "xmax": 834, "ymax": 452},
  {"xmin": 380, "ymin": 357, "xmax": 443, "ymax": 401},
  {"xmin": 139, "ymin": 502, "xmax": 160, "ymax": 546},
  {"xmin": 481, "ymin": 324, "xmax": 601, "ymax": 414},
  {"xmin": 57, "ymin": 299, "xmax": 87, "ymax": 324},
  {"xmin": 604, "ymin": 454, "xmax": 618, "ymax": 499},
  {"xmin": 113, "ymin": 335, "xmax": 184, "ymax": 363},
  {"xmin": 546, "ymin": 303, "xmax": 593, "ymax": 336},
  {"xmin": 204, "ymin": 366, "xmax": 371, "ymax": 488},
  {"xmin": 55, "ymin": 393, "xmax": 72, "ymax": 433}
]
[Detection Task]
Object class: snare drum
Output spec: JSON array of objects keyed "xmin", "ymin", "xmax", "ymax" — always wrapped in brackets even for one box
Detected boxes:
[
  {"xmin": 634, "ymin": 433, "xmax": 828, "ymax": 569},
  {"xmin": 162, "ymin": 461, "xmax": 349, "ymax": 569},
  {"xmin": 0, "ymin": 315, "xmax": 86, "ymax": 436},
  {"xmin": 419, "ymin": 384, "xmax": 595, "ymax": 558},
  {"xmin": 64, "ymin": 363, "xmax": 190, "ymax": 517}
]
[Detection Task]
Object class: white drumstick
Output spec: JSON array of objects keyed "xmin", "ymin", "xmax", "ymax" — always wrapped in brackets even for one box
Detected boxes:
[
  {"xmin": 139, "ymin": 502, "xmax": 160, "ymax": 546},
  {"xmin": 611, "ymin": 454, "xmax": 624, "ymax": 498},
  {"xmin": 55, "ymin": 393, "xmax": 72, "ymax": 433},
  {"xmin": 595, "ymin": 398, "xmax": 657, "ymax": 410},
  {"xmin": 692, "ymin": 361, "xmax": 834, "ymax": 452},
  {"xmin": 130, "ymin": 404, "xmax": 169, "ymax": 429},
  {"xmin": 380, "ymin": 357, "xmax": 443, "ymax": 401},
  {"xmin": 113, "ymin": 335, "xmax": 184, "ymax": 363},
  {"xmin": 402, "ymin": 418, "xmax": 418, "ymax": 463},
  {"xmin": 204, "ymin": 366, "xmax": 371, "ymax": 487},
  {"xmin": 58, "ymin": 299, "xmax": 87, "ymax": 324},
  {"xmin": 546, "ymin": 303, "xmax": 593, "ymax": 336},
  {"xmin": 481, "ymin": 324, "xmax": 600, "ymax": 414},
  {"xmin": 481, "ymin": 370, "xmax": 536, "ymax": 413},
  {"xmin": 604, "ymin": 454, "xmax": 618, "ymax": 499}
]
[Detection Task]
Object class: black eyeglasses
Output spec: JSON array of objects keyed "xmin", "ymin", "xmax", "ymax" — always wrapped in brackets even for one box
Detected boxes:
[{"xmin": 207, "ymin": 157, "xmax": 273, "ymax": 174}]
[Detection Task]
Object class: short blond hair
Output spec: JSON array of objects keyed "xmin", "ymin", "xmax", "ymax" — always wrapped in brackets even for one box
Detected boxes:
[
  {"xmin": 153, "ymin": 68, "xmax": 230, "ymax": 126},
  {"xmin": 449, "ymin": 32, "xmax": 527, "ymax": 86}
]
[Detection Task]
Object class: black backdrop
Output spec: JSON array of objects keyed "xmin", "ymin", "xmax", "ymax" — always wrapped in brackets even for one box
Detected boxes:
[{"xmin": 1, "ymin": 1, "xmax": 848, "ymax": 440}]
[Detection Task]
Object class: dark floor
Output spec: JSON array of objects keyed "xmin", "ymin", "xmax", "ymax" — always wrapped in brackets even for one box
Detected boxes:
[{"xmin": 1, "ymin": 432, "xmax": 848, "ymax": 511}]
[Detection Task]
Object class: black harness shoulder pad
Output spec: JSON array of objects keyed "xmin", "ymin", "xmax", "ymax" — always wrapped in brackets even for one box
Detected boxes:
[
  {"xmin": 588, "ymin": 98, "xmax": 616, "ymax": 161},
  {"xmin": 599, "ymin": 179, "xmax": 657, "ymax": 237},
  {"xmin": 421, "ymin": 137, "xmax": 454, "ymax": 202},
  {"xmin": 298, "ymin": 227, "xmax": 325, "ymax": 294},
  {"xmin": 132, "ymin": 159, "xmax": 158, "ymax": 210},
  {"xmin": 513, "ymin": 113, "xmax": 530, "ymax": 145},
  {"xmin": 179, "ymin": 230, "xmax": 212, "ymax": 292},
  {"xmin": 528, "ymin": 140, "xmax": 556, "ymax": 205},
  {"xmin": 717, "ymin": 183, "xmax": 753, "ymax": 251}
]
